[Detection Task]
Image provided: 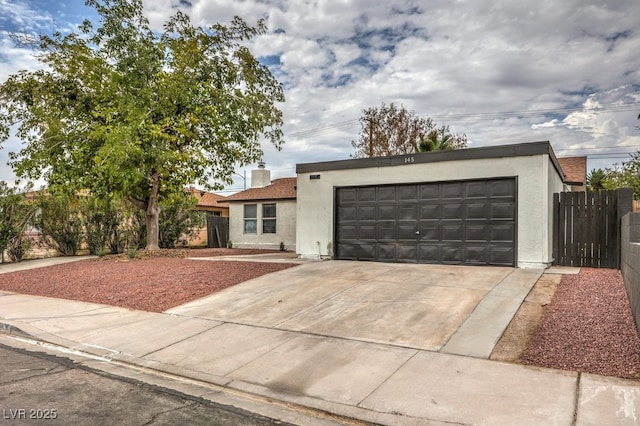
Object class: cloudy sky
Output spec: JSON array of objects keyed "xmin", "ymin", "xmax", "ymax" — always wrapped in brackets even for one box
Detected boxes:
[{"xmin": 1, "ymin": 0, "xmax": 639, "ymax": 193}]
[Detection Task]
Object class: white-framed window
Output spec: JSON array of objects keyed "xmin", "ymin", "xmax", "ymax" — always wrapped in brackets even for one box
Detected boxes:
[
  {"xmin": 262, "ymin": 203, "xmax": 276, "ymax": 233},
  {"xmin": 244, "ymin": 204, "xmax": 257, "ymax": 234}
]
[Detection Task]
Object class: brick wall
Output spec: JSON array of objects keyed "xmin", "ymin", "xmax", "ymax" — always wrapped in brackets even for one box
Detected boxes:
[{"xmin": 621, "ymin": 212, "xmax": 640, "ymax": 335}]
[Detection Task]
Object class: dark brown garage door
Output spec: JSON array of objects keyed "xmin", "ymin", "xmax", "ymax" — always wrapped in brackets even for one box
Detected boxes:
[{"xmin": 335, "ymin": 178, "xmax": 516, "ymax": 266}]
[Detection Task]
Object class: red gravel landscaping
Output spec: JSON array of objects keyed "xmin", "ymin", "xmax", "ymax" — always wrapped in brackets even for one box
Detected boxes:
[
  {"xmin": 522, "ymin": 268, "xmax": 640, "ymax": 379},
  {"xmin": 0, "ymin": 255, "xmax": 297, "ymax": 313}
]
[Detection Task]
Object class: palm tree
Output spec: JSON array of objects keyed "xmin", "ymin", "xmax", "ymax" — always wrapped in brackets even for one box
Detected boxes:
[
  {"xmin": 417, "ymin": 131, "xmax": 456, "ymax": 152},
  {"xmin": 587, "ymin": 168, "xmax": 607, "ymax": 191}
]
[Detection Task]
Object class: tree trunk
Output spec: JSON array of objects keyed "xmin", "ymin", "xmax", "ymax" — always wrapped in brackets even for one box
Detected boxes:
[{"xmin": 145, "ymin": 171, "xmax": 161, "ymax": 251}]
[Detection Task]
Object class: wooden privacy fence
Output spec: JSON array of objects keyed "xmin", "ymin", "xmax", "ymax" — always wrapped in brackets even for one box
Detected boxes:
[
  {"xmin": 553, "ymin": 189, "xmax": 633, "ymax": 268},
  {"xmin": 206, "ymin": 214, "xmax": 229, "ymax": 248}
]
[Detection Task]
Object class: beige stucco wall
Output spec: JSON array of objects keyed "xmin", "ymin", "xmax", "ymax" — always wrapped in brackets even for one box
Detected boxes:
[
  {"xmin": 296, "ymin": 153, "xmax": 566, "ymax": 268},
  {"xmin": 228, "ymin": 199, "xmax": 297, "ymax": 251}
]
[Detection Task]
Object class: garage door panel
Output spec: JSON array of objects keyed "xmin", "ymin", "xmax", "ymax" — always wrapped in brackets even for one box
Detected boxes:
[
  {"xmin": 358, "ymin": 224, "xmax": 376, "ymax": 240},
  {"xmin": 399, "ymin": 204, "xmax": 417, "ymax": 220},
  {"xmin": 378, "ymin": 187, "xmax": 396, "ymax": 201},
  {"xmin": 359, "ymin": 205, "xmax": 376, "ymax": 221},
  {"xmin": 466, "ymin": 224, "xmax": 488, "ymax": 241},
  {"xmin": 467, "ymin": 202, "xmax": 489, "ymax": 220},
  {"xmin": 377, "ymin": 223, "xmax": 396, "ymax": 240},
  {"xmin": 338, "ymin": 225, "xmax": 357, "ymax": 240},
  {"xmin": 339, "ymin": 188, "xmax": 357, "ymax": 203},
  {"xmin": 378, "ymin": 244, "xmax": 397, "ymax": 261},
  {"xmin": 398, "ymin": 225, "xmax": 417, "ymax": 240},
  {"xmin": 417, "ymin": 244, "xmax": 440, "ymax": 262},
  {"xmin": 397, "ymin": 244, "xmax": 416, "ymax": 262},
  {"xmin": 491, "ymin": 180, "xmax": 515, "ymax": 197},
  {"xmin": 441, "ymin": 246, "xmax": 463, "ymax": 263},
  {"xmin": 418, "ymin": 224, "xmax": 440, "ymax": 241},
  {"xmin": 490, "ymin": 246, "xmax": 515, "ymax": 266},
  {"xmin": 358, "ymin": 243, "xmax": 376, "ymax": 260},
  {"xmin": 465, "ymin": 246, "xmax": 488, "ymax": 264},
  {"xmin": 359, "ymin": 187, "xmax": 376, "ymax": 202},
  {"xmin": 338, "ymin": 205, "xmax": 357, "ymax": 221},
  {"xmin": 491, "ymin": 224, "xmax": 515, "ymax": 241},
  {"xmin": 335, "ymin": 178, "xmax": 516, "ymax": 266},
  {"xmin": 337, "ymin": 243, "xmax": 358, "ymax": 259},
  {"xmin": 465, "ymin": 181, "xmax": 489, "ymax": 198},
  {"xmin": 378, "ymin": 204, "xmax": 396, "ymax": 220},
  {"xmin": 491, "ymin": 203, "xmax": 515, "ymax": 220},
  {"xmin": 419, "ymin": 185, "xmax": 439, "ymax": 200},
  {"xmin": 442, "ymin": 182, "xmax": 463, "ymax": 199},
  {"xmin": 398, "ymin": 185, "xmax": 417, "ymax": 201},
  {"xmin": 443, "ymin": 204, "xmax": 463, "ymax": 219},
  {"xmin": 419, "ymin": 204, "xmax": 440, "ymax": 219},
  {"xmin": 442, "ymin": 224, "xmax": 464, "ymax": 241}
]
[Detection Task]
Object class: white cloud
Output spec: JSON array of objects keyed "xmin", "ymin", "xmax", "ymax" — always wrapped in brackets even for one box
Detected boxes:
[{"xmin": 1, "ymin": 0, "xmax": 640, "ymax": 187}]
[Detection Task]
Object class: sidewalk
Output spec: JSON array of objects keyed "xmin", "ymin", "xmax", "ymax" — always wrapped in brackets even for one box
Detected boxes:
[{"xmin": 1, "ymin": 259, "xmax": 640, "ymax": 424}]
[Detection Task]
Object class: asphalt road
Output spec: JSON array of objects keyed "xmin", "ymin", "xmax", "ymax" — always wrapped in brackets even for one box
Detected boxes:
[{"xmin": 0, "ymin": 343, "xmax": 292, "ymax": 425}]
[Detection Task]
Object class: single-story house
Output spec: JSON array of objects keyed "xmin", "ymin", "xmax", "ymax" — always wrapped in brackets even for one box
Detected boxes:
[
  {"xmin": 185, "ymin": 188, "xmax": 229, "ymax": 247},
  {"xmin": 557, "ymin": 156, "xmax": 587, "ymax": 192},
  {"xmin": 295, "ymin": 141, "xmax": 580, "ymax": 269},
  {"xmin": 187, "ymin": 188, "xmax": 230, "ymax": 216},
  {"xmin": 224, "ymin": 162, "xmax": 297, "ymax": 251}
]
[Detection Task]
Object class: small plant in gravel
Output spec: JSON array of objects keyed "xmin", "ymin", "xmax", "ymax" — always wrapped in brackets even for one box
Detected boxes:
[{"xmin": 127, "ymin": 247, "xmax": 138, "ymax": 260}]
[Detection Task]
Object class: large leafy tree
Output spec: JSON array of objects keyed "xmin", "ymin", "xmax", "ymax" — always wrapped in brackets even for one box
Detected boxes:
[
  {"xmin": 351, "ymin": 102, "xmax": 467, "ymax": 158},
  {"xmin": 0, "ymin": 0, "xmax": 284, "ymax": 250}
]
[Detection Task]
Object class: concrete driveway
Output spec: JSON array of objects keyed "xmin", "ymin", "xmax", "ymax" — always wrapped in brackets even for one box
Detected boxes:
[{"xmin": 168, "ymin": 260, "xmax": 543, "ymax": 358}]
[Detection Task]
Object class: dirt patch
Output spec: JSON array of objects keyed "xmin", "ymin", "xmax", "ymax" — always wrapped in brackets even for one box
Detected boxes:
[
  {"xmin": 493, "ymin": 268, "xmax": 640, "ymax": 380},
  {"xmin": 0, "ymin": 250, "xmax": 297, "ymax": 313},
  {"xmin": 491, "ymin": 273, "xmax": 560, "ymax": 362}
]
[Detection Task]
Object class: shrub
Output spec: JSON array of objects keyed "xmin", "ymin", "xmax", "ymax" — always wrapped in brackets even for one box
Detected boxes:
[
  {"xmin": 0, "ymin": 182, "xmax": 37, "ymax": 262},
  {"xmin": 35, "ymin": 193, "xmax": 84, "ymax": 256},
  {"xmin": 158, "ymin": 192, "xmax": 204, "ymax": 249}
]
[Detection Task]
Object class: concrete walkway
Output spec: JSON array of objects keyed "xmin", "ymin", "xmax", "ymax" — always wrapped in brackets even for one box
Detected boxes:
[{"xmin": 1, "ymin": 256, "xmax": 639, "ymax": 425}]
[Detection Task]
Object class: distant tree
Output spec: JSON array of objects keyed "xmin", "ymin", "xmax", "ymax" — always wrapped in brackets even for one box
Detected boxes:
[
  {"xmin": 351, "ymin": 103, "xmax": 467, "ymax": 158},
  {"xmin": 586, "ymin": 168, "xmax": 608, "ymax": 191},
  {"xmin": 602, "ymin": 151, "xmax": 640, "ymax": 199},
  {"xmin": 0, "ymin": 0, "xmax": 284, "ymax": 251}
]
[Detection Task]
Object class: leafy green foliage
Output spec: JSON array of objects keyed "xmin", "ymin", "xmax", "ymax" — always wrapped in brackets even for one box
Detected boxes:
[
  {"xmin": 34, "ymin": 193, "xmax": 84, "ymax": 256},
  {"xmin": 81, "ymin": 196, "xmax": 122, "ymax": 255},
  {"xmin": 0, "ymin": 182, "xmax": 37, "ymax": 262},
  {"xmin": 352, "ymin": 103, "xmax": 467, "ymax": 158},
  {"xmin": 602, "ymin": 152, "xmax": 640, "ymax": 200},
  {"xmin": 587, "ymin": 168, "xmax": 607, "ymax": 191},
  {"xmin": 0, "ymin": 0, "xmax": 284, "ymax": 249},
  {"xmin": 158, "ymin": 192, "xmax": 204, "ymax": 248},
  {"xmin": 417, "ymin": 129, "xmax": 459, "ymax": 152}
]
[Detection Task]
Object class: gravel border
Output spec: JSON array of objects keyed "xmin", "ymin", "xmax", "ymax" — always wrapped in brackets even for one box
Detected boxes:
[{"xmin": 522, "ymin": 268, "xmax": 640, "ymax": 379}]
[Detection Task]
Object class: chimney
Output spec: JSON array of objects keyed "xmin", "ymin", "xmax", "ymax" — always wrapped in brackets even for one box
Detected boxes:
[{"xmin": 251, "ymin": 161, "xmax": 271, "ymax": 188}]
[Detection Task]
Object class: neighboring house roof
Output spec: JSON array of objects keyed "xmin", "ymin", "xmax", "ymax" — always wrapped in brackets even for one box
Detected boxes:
[
  {"xmin": 224, "ymin": 177, "xmax": 297, "ymax": 202},
  {"xmin": 187, "ymin": 188, "xmax": 229, "ymax": 209},
  {"xmin": 558, "ymin": 156, "xmax": 587, "ymax": 186}
]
